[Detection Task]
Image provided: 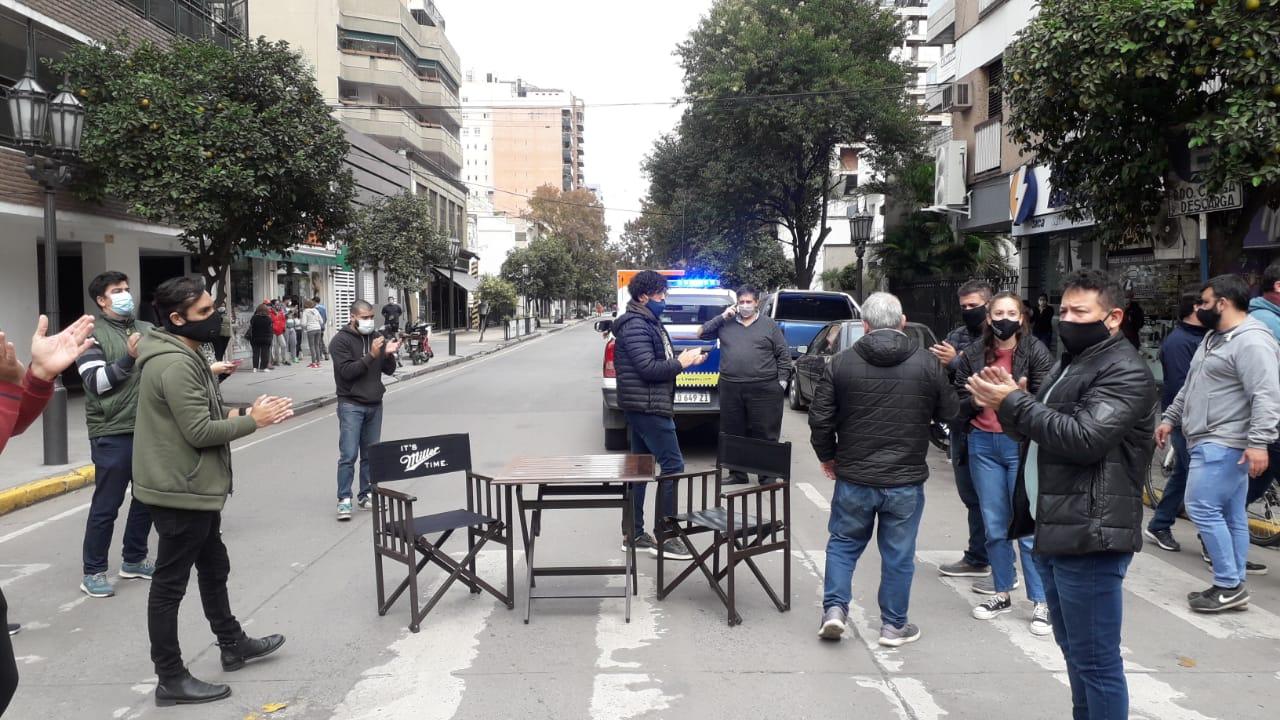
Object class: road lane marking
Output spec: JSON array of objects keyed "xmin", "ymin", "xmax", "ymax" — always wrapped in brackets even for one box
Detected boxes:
[
  {"xmin": 0, "ymin": 562, "xmax": 50, "ymax": 588},
  {"xmin": 917, "ymin": 550, "xmax": 1216, "ymax": 720},
  {"xmin": 590, "ymin": 573, "xmax": 680, "ymax": 720},
  {"xmin": 0, "ymin": 503, "xmax": 89, "ymax": 545},
  {"xmin": 797, "ymin": 482, "xmax": 830, "ymax": 511},
  {"xmin": 1124, "ymin": 550, "xmax": 1280, "ymax": 640}
]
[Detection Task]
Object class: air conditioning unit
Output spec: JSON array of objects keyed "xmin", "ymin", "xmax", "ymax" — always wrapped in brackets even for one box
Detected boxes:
[
  {"xmin": 934, "ymin": 140, "xmax": 968, "ymax": 207},
  {"xmin": 941, "ymin": 82, "xmax": 973, "ymax": 111}
]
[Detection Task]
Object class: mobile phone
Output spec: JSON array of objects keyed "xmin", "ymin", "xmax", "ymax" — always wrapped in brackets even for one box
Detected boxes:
[{"xmin": 230, "ymin": 359, "xmax": 243, "ymax": 366}]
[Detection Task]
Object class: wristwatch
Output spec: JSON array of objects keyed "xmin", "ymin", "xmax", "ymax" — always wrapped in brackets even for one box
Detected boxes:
[{"xmin": 238, "ymin": 407, "xmax": 248, "ymax": 417}]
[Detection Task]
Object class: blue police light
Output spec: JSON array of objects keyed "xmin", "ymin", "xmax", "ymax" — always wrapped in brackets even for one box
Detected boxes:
[{"xmin": 668, "ymin": 277, "xmax": 721, "ymax": 289}]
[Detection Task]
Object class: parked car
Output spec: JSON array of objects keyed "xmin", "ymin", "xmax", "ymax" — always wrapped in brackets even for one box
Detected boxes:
[
  {"xmin": 760, "ymin": 290, "xmax": 861, "ymax": 360},
  {"xmin": 788, "ymin": 320, "xmax": 950, "ymax": 453}
]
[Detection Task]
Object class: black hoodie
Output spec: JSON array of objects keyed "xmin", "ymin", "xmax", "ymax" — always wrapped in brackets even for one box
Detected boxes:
[
  {"xmin": 808, "ymin": 329, "xmax": 958, "ymax": 488},
  {"xmin": 329, "ymin": 325, "xmax": 398, "ymax": 405}
]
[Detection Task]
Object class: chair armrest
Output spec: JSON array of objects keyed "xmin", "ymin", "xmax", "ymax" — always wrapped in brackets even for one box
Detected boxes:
[
  {"xmin": 468, "ymin": 472, "xmax": 496, "ymax": 482},
  {"xmin": 375, "ymin": 486, "xmax": 417, "ymax": 503},
  {"xmin": 720, "ymin": 482, "xmax": 784, "ymax": 500},
  {"xmin": 657, "ymin": 470, "xmax": 715, "ymax": 484}
]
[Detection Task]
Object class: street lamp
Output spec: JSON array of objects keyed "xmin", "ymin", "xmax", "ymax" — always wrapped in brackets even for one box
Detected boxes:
[
  {"xmin": 846, "ymin": 205, "xmax": 874, "ymax": 305},
  {"xmin": 447, "ymin": 237, "xmax": 461, "ymax": 356},
  {"xmin": 7, "ymin": 20, "xmax": 86, "ymax": 465},
  {"xmin": 520, "ymin": 263, "xmax": 531, "ymax": 335}
]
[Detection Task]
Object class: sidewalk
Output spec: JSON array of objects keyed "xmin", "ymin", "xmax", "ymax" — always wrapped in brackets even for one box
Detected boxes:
[{"xmin": 0, "ymin": 320, "xmax": 582, "ymax": 501}]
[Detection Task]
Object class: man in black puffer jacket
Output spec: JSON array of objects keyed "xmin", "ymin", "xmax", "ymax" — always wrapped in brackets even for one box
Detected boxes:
[
  {"xmin": 810, "ymin": 292, "xmax": 957, "ymax": 647},
  {"xmin": 967, "ymin": 269, "xmax": 1156, "ymax": 720},
  {"xmin": 612, "ymin": 271, "xmax": 705, "ymax": 559}
]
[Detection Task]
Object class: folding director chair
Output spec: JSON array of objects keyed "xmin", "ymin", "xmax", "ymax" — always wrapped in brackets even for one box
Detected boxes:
[
  {"xmin": 656, "ymin": 434, "xmax": 792, "ymax": 626},
  {"xmin": 367, "ymin": 433, "xmax": 515, "ymax": 633}
]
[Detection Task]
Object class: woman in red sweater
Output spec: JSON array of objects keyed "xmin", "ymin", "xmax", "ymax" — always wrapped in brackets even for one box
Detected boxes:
[{"xmin": 0, "ymin": 313, "xmax": 95, "ymax": 716}]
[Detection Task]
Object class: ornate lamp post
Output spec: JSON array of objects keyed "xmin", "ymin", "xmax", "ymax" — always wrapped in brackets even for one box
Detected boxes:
[
  {"xmin": 447, "ymin": 237, "xmax": 461, "ymax": 356},
  {"xmin": 8, "ymin": 21, "xmax": 86, "ymax": 465},
  {"xmin": 520, "ymin": 263, "xmax": 531, "ymax": 335},
  {"xmin": 846, "ymin": 206, "xmax": 874, "ymax": 305}
]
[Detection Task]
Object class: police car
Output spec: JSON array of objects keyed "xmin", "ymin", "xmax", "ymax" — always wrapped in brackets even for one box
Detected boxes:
[{"xmin": 596, "ymin": 272, "xmax": 735, "ymax": 450}]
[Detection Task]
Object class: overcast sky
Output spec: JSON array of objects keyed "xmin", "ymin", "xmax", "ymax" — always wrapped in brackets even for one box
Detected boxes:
[{"xmin": 437, "ymin": 0, "xmax": 714, "ymax": 242}]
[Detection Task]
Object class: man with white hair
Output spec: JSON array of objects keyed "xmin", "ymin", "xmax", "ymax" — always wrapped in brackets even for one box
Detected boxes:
[{"xmin": 810, "ymin": 292, "xmax": 958, "ymax": 647}]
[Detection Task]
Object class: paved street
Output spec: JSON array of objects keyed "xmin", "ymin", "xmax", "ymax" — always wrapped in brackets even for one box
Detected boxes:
[{"xmin": 2, "ymin": 323, "xmax": 1277, "ymax": 720}]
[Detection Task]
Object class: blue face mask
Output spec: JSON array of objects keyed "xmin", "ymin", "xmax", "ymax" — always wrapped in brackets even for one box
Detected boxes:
[
  {"xmin": 109, "ymin": 292, "xmax": 135, "ymax": 318},
  {"xmin": 645, "ymin": 299, "xmax": 666, "ymax": 318}
]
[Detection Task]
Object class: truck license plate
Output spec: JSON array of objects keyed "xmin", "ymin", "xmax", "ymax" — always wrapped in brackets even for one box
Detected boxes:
[{"xmin": 675, "ymin": 391, "xmax": 710, "ymax": 404}]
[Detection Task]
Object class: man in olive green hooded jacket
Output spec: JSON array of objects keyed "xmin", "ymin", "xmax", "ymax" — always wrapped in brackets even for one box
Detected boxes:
[{"xmin": 132, "ymin": 277, "xmax": 293, "ymax": 708}]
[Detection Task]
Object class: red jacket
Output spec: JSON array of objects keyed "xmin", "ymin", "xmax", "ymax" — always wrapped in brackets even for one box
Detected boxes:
[
  {"xmin": 0, "ymin": 371, "xmax": 54, "ymax": 455},
  {"xmin": 270, "ymin": 308, "xmax": 286, "ymax": 335}
]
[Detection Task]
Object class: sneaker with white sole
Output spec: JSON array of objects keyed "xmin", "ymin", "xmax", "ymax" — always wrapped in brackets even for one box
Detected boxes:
[
  {"xmin": 657, "ymin": 538, "xmax": 693, "ymax": 561},
  {"xmin": 972, "ymin": 595, "xmax": 1013, "ymax": 620},
  {"xmin": 972, "ymin": 577, "xmax": 1019, "ymax": 595},
  {"xmin": 878, "ymin": 622, "xmax": 921, "ymax": 647},
  {"xmin": 357, "ymin": 495, "xmax": 372, "ymax": 510},
  {"xmin": 819, "ymin": 606, "xmax": 848, "ymax": 641},
  {"xmin": 80, "ymin": 572, "xmax": 115, "ymax": 598},
  {"xmin": 119, "ymin": 559, "xmax": 155, "ymax": 580},
  {"xmin": 1029, "ymin": 603, "xmax": 1053, "ymax": 636},
  {"xmin": 1143, "ymin": 527, "xmax": 1181, "ymax": 552},
  {"xmin": 1189, "ymin": 584, "xmax": 1250, "ymax": 613},
  {"xmin": 939, "ymin": 559, "xmax": 991, "ymax": 578},
  {"xmin": 337, "ymin": 499, "xmax": 353, "ymax": 521}
]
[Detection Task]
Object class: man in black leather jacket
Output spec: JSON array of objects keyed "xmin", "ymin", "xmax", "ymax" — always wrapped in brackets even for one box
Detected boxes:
[{"xmin": 967, "ymin": 269, "xmax": 1156, "ymax": 720}]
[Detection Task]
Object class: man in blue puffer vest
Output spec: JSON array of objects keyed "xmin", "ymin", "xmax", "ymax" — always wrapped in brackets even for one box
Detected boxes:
[{"xmin": 612, "ymin": 270, "xmax": 706, "ymax": 560}]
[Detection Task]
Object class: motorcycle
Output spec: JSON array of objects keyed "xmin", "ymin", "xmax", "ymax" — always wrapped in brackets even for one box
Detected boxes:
[{"xmin": 403, "ymin": 320, "xmax": 434, "ymax": 365}]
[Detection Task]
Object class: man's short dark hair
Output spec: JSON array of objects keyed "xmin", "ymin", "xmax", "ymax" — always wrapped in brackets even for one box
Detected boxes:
[
  {"xmin": 350, "ymin": 299, "xmax": 373, "ymax": 315},
  {"xmin": 153, "ymin": 277, "xmax": 205, "ymax": 320},
  {"xmin": 735, "ymin": 285, "xmax": 758, "ymax": 301},
  {"xmin": 87, "ymin": 271, "xmax": 129, "ymax": 302},
  {"xmin": 957, "ymin": 280, "xmax": 994, "ymax": 301},
  {"xmin": 627, "ymin": 270, "xmax": 668, "ymax": 301},
  {"xmin": 1205, "ymin": 274, "xmax": 1250, "ymax": 312},
  {"xmin": 1177, "ymin": 283, "xmax": 1202, "ymax": 321},
  {"xmin": 1061, "ymin": 269, "xmax": 1124, "ymax": 312},
  {"xmin": 1262, "ymin": 262, "xmax": 1280, "ymax": 294}
]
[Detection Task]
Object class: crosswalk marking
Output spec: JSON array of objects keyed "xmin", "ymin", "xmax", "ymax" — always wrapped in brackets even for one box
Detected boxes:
[
  {"xmin": 797, "ymin": 482, "xmax": 831, "ymax": 511},
  {"xmin": 590, "ymin": 574, "xmax": 680, "ymax": 720},
  {"xmin": 1124, "ymin": 551, "xmax": 1280, "ymax": 640}
]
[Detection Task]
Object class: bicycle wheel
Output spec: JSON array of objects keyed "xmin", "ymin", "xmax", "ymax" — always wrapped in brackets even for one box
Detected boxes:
[
  {"xmin": 1143, "ymin": 439, "xmax": 1170, "ymax": 510},
  {"xmin": 1247, "ymin": 480, "xmax": 1280, "ymax": 547}
]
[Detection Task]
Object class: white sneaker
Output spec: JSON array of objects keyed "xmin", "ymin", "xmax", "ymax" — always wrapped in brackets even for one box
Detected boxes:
[
  {"xmin": 337, "ymin": 499, "xmax": 353, "ymax": 521},
  {"xmin": 1030, "ymin": 603, "xmax": 1053, "ymax": 637}
]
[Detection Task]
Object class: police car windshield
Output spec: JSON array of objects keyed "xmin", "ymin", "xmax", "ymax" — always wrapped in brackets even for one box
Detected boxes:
[
  {"xmin": 776, "ymin": 294, "xmax": 856, "ymax": 322},
  {"xmin": 660, "ymin": 294, "xmax": 731, "ymax": 325}
]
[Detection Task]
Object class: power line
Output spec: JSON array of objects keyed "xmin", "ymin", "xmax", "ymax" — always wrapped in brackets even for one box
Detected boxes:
[{"xmin": 465, "ymin": 181, "xmax": 681, "ymax": 218}]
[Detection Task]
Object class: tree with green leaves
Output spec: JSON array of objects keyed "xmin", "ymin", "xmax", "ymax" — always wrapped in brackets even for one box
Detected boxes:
[
  {"xmin": 500, "ymin": 237, "xmax": 574, "ymax": 310},
  {"xmin": 475, "ymin": 275, "xmax": 518, "ymax": 321},
  {"xmin": 343, "ymin": 192, "xmax": 448, "ymax": 292},
  {"xmin": 524, "ymin": 185, "xmax": 615, "ymax": 304},
  {"xmin": 659, "ymin": 0, "xmax": 920, "ymax": 288},
  {"xmin": 1005, "ymin": 0, "xmax": 1280, "ymax": 264},
  {"xmin": 56, "ymin": 36, "xmax": 355, "ymax": 302}
]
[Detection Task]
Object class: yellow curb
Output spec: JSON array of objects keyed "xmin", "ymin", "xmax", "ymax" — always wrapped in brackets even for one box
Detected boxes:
[{"xmin": 0, "ymin": 465, "xmax": 96, "ymax": 517}]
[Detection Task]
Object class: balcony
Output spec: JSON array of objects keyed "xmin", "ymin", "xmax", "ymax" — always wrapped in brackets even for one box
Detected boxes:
[
  {"xmin": 339, "ymin": 53, "xmax": 461, "ymax": 128},
  {"xmin": 923, "ymin": 48, "xmax": 957, "ymax": 109},
  {"xmin": 925, "ymin": 0, "xmax": 955, "ymax": 45},
  {"xmin": 341, "ymin": 106, "xmax": 462, "ymax": 175},
  {"xmin": 115, "ymin": 0, "xmax": 248, "ymax": 47},
  {"xmin": 974, "ymin": 118, "xmax": 1002, "ymax": 174}
]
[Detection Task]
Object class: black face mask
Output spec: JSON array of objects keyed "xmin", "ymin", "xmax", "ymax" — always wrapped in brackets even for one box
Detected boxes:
[
  {"xmin": 991, "ymin": 318, "xmax": 1020, "ymax": 341},
  {"xmin": 166, "ymin": 312, "xmax": 222, "ymax": 344},
  {"xmin": 1195, "ymin": 306, "xmax": 1222, "ymax": 331},
  {"xmin": 1058, "ymin": 320, "xmax": 1111, "ymax": 356},
  {"xmin": 961, "ymin": 306, "xmax": 988, "ymax": 334}
]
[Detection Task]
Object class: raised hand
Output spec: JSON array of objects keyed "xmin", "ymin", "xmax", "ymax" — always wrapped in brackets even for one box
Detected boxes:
[
  {"xmin": 249, "ymin": 395, "xmax": 294, "ymax": 428},
  {"xmin": 0, "ymin": 332, "xmax": 24, "ymax": 385},
  {"xmin": 29, "ymin": 314, "xmax": 95, "ymax": 382}
]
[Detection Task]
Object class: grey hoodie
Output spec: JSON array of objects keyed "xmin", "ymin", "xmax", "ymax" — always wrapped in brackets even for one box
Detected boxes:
[{"xmin": 1163, "ymin": 315, "xmax": 1280, "ymax": 450}]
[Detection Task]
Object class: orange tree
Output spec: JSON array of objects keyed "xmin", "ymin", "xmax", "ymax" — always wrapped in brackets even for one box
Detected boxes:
[
  {"xmin": 1005, "ymin": 0, "xmax": 1280, "ymax": 253},
  {"xmin": 56, "ymin": 36, "xmax": 354, "ymax": 302}
]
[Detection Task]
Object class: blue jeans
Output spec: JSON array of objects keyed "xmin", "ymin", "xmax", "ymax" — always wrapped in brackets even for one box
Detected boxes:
[
  {"xmin": 1148, "ymin": 428, "xmax": 1190, "ymax": 532},
  {"xmin": 823, "ymin": 482, "xmax": 925, "ymax": 629},
  {"xmin": 83, "ymin": 434, "xmax": 152, "ymax": 575},
  {"xmin": 624, "ymin": 411, "xmax": 682, "ymax": 538},
  {"xmin": 336, "ymin": 401, "xmax": 383, "ymax": 501},
  {"xmin": 1185, "ymin": 442, "xmax": 1249, "ymax": 588},
  {"xmin": 1034, "ymin": 552, "xmax": 1132, "ymax": 720},
  {"xmin": 968, "ymin": 430, "xmax": 1045, "ymax": 602},
  {"xmin": 950, "ymin": 435, "xmax": 989, "ymax": 567}
]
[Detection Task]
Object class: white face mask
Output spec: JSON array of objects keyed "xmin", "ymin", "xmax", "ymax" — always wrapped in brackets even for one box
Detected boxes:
[
  {"xmin": 356, "ymin": 318, "xmax": 376, "ymax": 335},
  {"xmin": 737, "ymin": 303, "xmax": 757, "ymax": 318}
]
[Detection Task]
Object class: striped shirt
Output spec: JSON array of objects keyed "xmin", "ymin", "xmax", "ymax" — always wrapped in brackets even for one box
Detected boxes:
[{"xmin": 76, "ymin": 338, "xmax": 136, "ymax": 396}]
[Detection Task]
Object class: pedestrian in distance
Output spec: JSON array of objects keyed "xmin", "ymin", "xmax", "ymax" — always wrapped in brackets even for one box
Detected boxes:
[
  {"xmin": 74, "ymin": 271, "xmax": 156, "ymax": 599},
  {"xmin": 928, "ymin": 279, "xmax": 995, "ymax": 586},
  {"xmin": 330, "ymin": 300, "xmax": 400, "ymax": 520},
  {"xmin": 811, "ymin": 292, "xmax": 958, "ymax": 647},
  {"xmin": 967, "ymin": 269, "xmax": 1156, "ymax": 720},
  {"xmin": 0, "ymin": 312, "xmax": 96, "ymax": 715},
  {"xmin": 132, "ymin": 276, "xmax": 293, "ymax": 707},
  {"xmin": 284, "ymin": 299, "xmax": 300, "ymax": 364},
  {"xmin": 303, "ymin": 299, "xmax": 324, "ymax": 368},
  {"xmin": 269, "ymin": 300, "xmax": 288, "ymax": 367},
  {"xmin": 953, "ymin": 291, "xmax": 1055, "ymax": 636},
  {"xmin": 1156, "ymin": 274, "xmax": 1280, "ymax": 611},
  {"xmin": 1143, "ymin": 285, "xmax": 1209, "ymax": 554},
  {"xmin": 611, "ymin": 270, "xmax": 706, "ymax": 560},
  {"xmin": 382, "ymin": 295, "xmax": 403, "ymax": 336},
  {"xmin": 1121, "ymin": 286, "xmax": 1145, "ymax": 350},
  {"xmin": 698, "ymin": 286, "xmax": 792, "ymax": 484},
  {"xmin": 212, "ymin": 300, "xmax": 232, "ymax": 362},
  {"xmin": 313, "ymin": 295, "xmax": 331, "ymax": 361},
  {"xmin": 248, "ymin": 304, "xmax": 274, "ymax": 373},
  {"xmin": 1032, "ymin": 293, "xmax": 1055, "ymax": 351}
]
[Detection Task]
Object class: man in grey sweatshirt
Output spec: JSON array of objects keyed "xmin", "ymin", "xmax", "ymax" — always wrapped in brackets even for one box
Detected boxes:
[
  {"xmin": 699, "ymin": 286, "xmax": 793, "ymax": 484},
  {"xmin": 1157, "ymin": 274, "xmax": 1280, "ymax": 613}
]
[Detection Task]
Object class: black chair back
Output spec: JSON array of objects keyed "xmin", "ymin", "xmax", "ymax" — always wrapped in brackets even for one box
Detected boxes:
[
  {"xmin": 368, "ymin": 434, "xmax": 473, "ymax": 483},
  {"xmin": 717, "ymin": 434, "xmax": 791, "ymax": 480}
]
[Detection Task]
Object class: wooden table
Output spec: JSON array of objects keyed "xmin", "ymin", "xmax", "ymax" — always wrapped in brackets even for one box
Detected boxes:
[{"xmin": 492, "ymin": 454, "xmax": 656, "ymax": 623}]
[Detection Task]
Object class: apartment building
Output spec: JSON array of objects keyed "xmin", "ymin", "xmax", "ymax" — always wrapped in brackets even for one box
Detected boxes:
[{"xmin": 0, "ymin": 1, "xmax": 248, "ymax": 358}]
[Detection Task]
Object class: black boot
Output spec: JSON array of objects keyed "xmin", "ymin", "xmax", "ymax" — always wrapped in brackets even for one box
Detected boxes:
[
  {"xmin": 220, "ymin": 633, "xmax": 286, "ymax": 671},
  {"xmin": 154, "ymin": 671, "xmax": 231, "ymax": 707}
]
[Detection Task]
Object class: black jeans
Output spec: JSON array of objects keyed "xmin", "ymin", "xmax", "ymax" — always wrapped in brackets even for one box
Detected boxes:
[
  {"xmin": 0, "ymin": 588, "xmax": 16, "ymax": 715},
  {"xmin": 951, "ymin": 433, "xmax": 989, "ymax": 567},
  {"xmin": 718, "ymin": 380, "xmax": 785, "ymax": 481},
  {"xmin": 82, "ymin": 434, "xmax": 152, "ymax": 575},
  {"xmin": 251, "ymin": 343, "xmax": 271, "ymax": 371},
  {"xmin": 211, "ymin": 335, "xmax": 230, "ymax": 361},
  {"xmin": 148, "ymin": 507, "xmax": 242, "ymax": 679}
]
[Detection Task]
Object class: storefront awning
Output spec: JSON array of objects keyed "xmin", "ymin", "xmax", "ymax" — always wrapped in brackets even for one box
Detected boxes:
[
  {"xmin": 433, "ymin": 266, "xmax": 480, "ymax": 293},
  {"xmin": 243, "ymin": 247, "xmax": 349, "ymax": 268}
]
